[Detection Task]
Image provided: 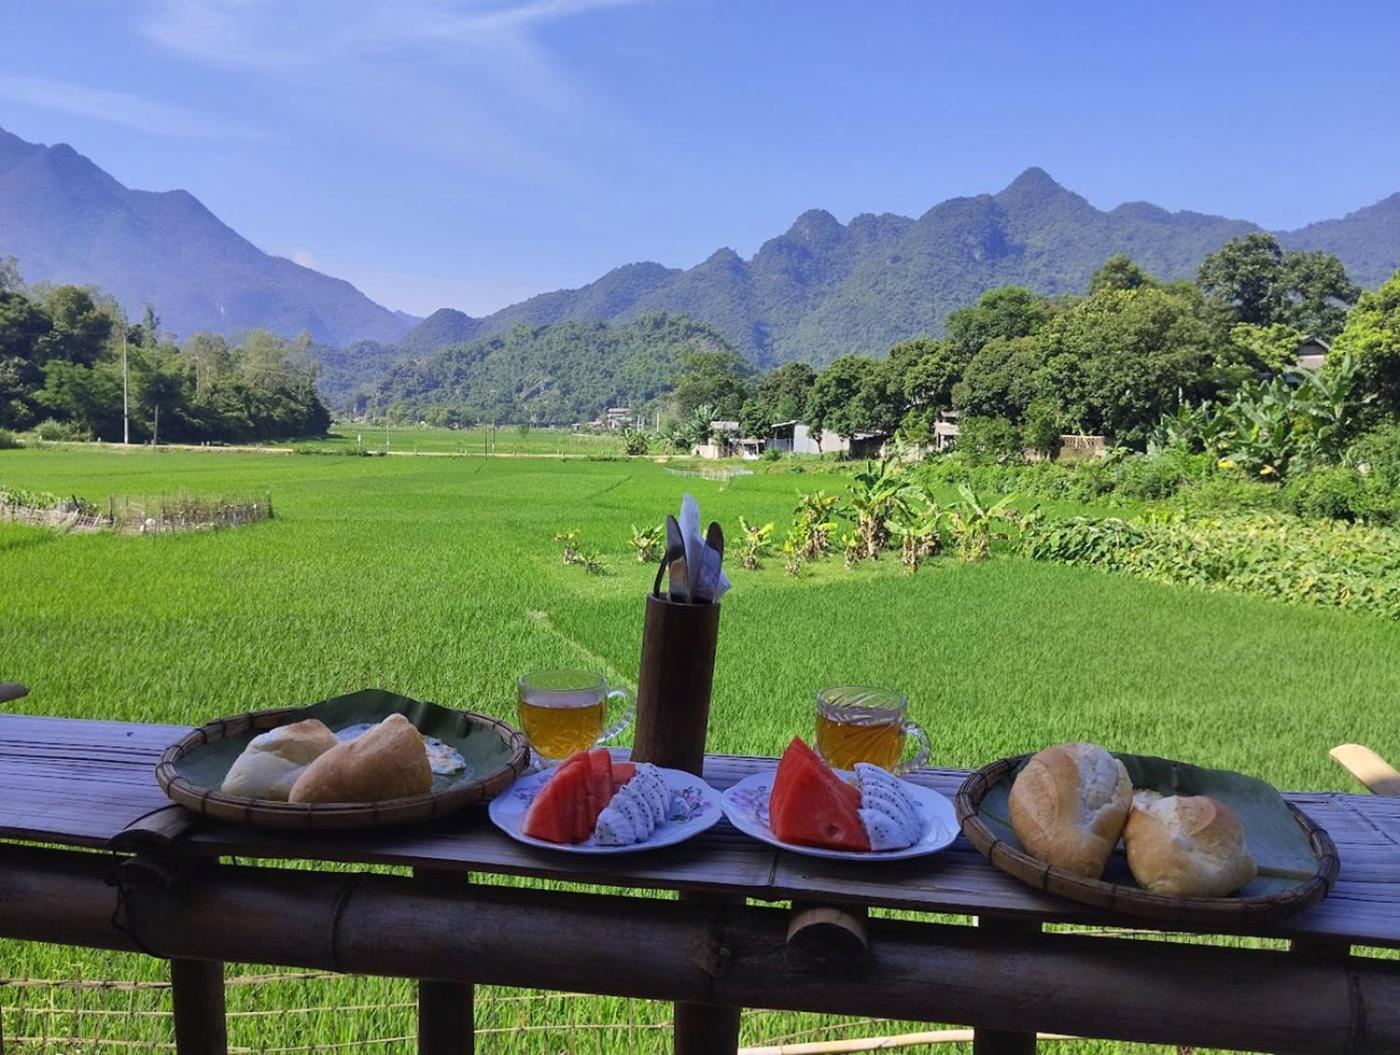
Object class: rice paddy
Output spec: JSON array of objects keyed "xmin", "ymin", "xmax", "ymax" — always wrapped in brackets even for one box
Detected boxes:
[{"xmin": 2, "ymin": 438, "xmax": 1398, "ymax": 1053}]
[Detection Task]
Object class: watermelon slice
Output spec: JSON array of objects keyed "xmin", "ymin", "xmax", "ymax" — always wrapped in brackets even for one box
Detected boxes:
[
  {"xmin": 523, "ymin": 755, "xmax": 590, "ymax": 843},
  {"xmin": 768, "ymin": 737, "xmax": 871, "ymax": 852},
  {"xmin": 522, "ymin": 749, "xmax": 629, "ymax": 844},
  {"xmin": 770, "ymin": 737, "xmax": 859, "ymax": 819}
]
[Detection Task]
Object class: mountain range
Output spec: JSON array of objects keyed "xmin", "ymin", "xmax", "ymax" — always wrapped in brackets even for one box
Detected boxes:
[
  {"xmin": 392, "ymin": 168, "xmax": 1400, "ymax": 368},
  {"xmin": 4, "ymin": 125, "xmax": 1400, "ymax": 383},
  {"xmin": 0, "ymin": 127, "xmax": 413, "ymax": 347}
]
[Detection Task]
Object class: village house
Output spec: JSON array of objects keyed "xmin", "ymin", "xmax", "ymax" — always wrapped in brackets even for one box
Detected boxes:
[
  {"xmin": 1293, "ymin": 335, "xmax": 1330, "ymax": 371},
  {"xmin": 766, "ymin": 421, "xmax": 849, "ymax": 455}
]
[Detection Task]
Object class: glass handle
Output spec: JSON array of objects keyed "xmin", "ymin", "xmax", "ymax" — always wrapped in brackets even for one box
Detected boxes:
[
  {"xmin": 897, "ymin": 718, "xmax": 930, "ymax": 775},
  {"xmin": 598, "ymin": 686, "xmax": 635, "ymax": 746}
]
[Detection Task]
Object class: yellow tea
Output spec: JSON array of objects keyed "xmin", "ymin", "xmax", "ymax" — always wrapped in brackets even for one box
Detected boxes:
[
  {"xmin": 516, "ymin": 693, "xmax": 606, "ymax": 760},
  {"xmin": 815, "ymin": 710, "xmax": 905, "ymax": 770}
]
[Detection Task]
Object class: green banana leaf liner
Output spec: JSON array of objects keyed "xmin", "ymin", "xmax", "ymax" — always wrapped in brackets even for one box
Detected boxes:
[
  {"xmin": 157, "ymin": 688, "xmax": 529, "ymax": 831},
  {"xmin": 956, "ymin": 752, "xmax": 1339, "ymax": 926}
]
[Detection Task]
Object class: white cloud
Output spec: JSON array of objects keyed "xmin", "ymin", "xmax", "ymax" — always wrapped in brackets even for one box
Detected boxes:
[
  {"xmin": 132, "ymin": 0, "xmax": 646, "ymax": 179},
  {"xmin": 291, "ymin": 248, "xmax": 319, "ymax": 269},
  {"xmin": 0, "ymin": 74, "xmax": 273, "ymax": 141},
  {"xmin": 137, "ymin": 0, "xmax": 646, "ymax": 70}
]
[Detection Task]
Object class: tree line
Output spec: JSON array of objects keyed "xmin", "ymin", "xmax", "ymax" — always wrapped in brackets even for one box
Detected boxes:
[
  {"xmin": 661, "ymin": 233, "xmax": 1399, "ymax": 454},
  {"xmin": 0, "ymin": 259, "xmax": 331, "ymax": 443}
]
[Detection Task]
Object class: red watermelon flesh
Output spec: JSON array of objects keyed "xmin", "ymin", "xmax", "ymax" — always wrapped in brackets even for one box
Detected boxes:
[
  {"xmin": 768, "ymin": 737, "xmax": 870, "ymax": 852},
  {"xmin": 769, "ymin": 763, "xmax": 870, "ymax": 852},
  {"xmin": 523, "ymin": 755, "xmax": 590, "ymax": 843},
  {"xmin": 770, "ymin": 738, "xmax": 860, "ymax": 821},
  {"xmin": 581, "ymin": 750, "xmax": 616, "ymax": 840},
  {"xmin": 522, "ymin": 750, "xmax": 626, "ymax": 844},
  {"xmin": 611, "ymin": 761, "xmax": 636, "ymax": 789}
]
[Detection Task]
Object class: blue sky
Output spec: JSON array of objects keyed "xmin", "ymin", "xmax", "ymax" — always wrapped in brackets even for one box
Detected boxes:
[{"xmin": 3, "ymin": 0, "xmax": 1399, "ymax": 317}]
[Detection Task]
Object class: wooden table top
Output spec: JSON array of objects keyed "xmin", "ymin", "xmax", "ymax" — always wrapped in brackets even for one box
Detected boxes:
[{"xmin": 4, "ymin": 713, "xmax": 1398, "ymax": 948}]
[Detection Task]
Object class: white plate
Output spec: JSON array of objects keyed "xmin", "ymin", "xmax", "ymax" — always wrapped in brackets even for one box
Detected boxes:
[
  {"xmin": 489, "ymin": 765, "xmax": 723, "ymax": 854},
  {"xmin": 720, "ymin": 770, "xmax": 960, "ymax": 861}
]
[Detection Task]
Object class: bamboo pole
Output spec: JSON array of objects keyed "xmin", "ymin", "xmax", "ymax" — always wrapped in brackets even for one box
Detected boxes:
[
  {"xmin": 973, "ymin": 916, "xmax": 1040, "ymax": 1054},
  {"xmin": 414, "ymin": 868, "xmax": 474, "ymax": 1055},
  {"xmin": 737, "ymin": 1031, "xmax": 1076, "ymax": 1054},
  {"xmin": 170, "ymin": 958, "xmax": 227, "ymax": 1055},
  {"xmin": 0, "ymin": 846, "xmax": 1396, "ymax": 1053}
]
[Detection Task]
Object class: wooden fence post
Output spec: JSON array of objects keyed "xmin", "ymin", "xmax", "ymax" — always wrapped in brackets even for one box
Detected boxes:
[
  {"xmin": 972, "ymin": 916, "xmax": 1039, "ymax": 1055},
  {"xmin": 414, "ymin": 868, "xmax": 474, "ymax": 1055},
  {"xmin": 170, "ymin": 958, "xmax": 227, "ymax": 1055}
]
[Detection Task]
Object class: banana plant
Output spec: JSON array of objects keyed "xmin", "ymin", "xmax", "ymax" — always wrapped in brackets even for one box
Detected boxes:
[
  {"xmin": 844, "ymin": 457, "xmax": 911, "ymax": 560},
  {"xmin": 782, "ymin": 527, "xmax": 804, "ymax": 577},
  {"xmin": 792, "ymin": 490, "xmax": 840, "ymax": 559},
  {"xmin": 628, "ymin": 523, "xmax": 663, "ymax": 563},
  {"xmin": 737, "ymin": 515, "xmax": 774, "ymax": 570},
  {"xmin": 553, "ymin": 528, "xmax": 582, "ymax": 565},
  {"xmin": 887, "ymin": 493, "xmax": 942, "ymax": 573},
  {"xmin": 942, "ymin": 484, "xmax": 1019, "ymax": 562}
]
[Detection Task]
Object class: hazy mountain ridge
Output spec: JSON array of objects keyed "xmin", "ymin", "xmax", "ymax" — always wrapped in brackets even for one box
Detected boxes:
[
  {"xmin": 4, "ymin": 124, "xmax": 1398, "ymax": 380},
  {"xmin": 0, "ymin": 127, "xmax": 412, "ymax": 347},
  {"xmin": 397, "ymin": 166, "xmax": 1400, "ymax": 367}
]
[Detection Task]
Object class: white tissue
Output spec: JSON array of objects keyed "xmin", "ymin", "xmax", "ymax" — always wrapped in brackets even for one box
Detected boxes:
[{"xmin": 680, "ymin": 493, "xmax": 731, "ymax": 602}]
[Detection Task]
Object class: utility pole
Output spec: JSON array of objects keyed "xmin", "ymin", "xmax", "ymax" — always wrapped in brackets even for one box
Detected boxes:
[{"xmin": 121, "ymin": 320, "xmax": 130, "ymax": 445}]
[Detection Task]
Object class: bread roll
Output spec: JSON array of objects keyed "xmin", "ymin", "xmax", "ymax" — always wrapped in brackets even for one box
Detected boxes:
[
  {"xmin": 221, "ymin": 719, "xmax": 338, "ymax": 801},
  {"xmin": 1124, "ymin": 791, "xmax": 1257, "ymax": 897},
  {"xmin": 1008, "ymin": 742, "xmax": 1132, "ymax": 878},
  {"xmin": 289, "ymin": 713, "xmax": 432, "ymax": 803}
]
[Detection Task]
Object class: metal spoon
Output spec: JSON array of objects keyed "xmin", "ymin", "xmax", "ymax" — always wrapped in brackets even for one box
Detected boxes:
[{"xmin": 665, "ymin": 514, "xmax": 688, "ymax": 603}]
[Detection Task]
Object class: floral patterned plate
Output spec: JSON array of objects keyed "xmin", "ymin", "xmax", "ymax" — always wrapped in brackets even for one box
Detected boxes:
[
  {"xmin": 721, "ymin": 770, "xmax": 960, "ymax": 861},
  {"xmin": 488, "ymin": 764, "xmax": 723, "ymax": 854}
]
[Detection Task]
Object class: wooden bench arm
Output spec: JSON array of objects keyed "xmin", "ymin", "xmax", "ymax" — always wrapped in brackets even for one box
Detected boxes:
[
  {"xmin": 1330, "ymin": 743, "xmax": 1400, "ymax": 797},
  {"xmin": 0, "ymin": 683, "xmax": 28, "ymax": 704}
]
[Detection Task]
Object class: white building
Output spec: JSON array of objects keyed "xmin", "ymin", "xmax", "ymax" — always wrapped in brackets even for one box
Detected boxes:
[{"xmin": 767, "ymin": 421, "xmax": 849, "ymax": 455}]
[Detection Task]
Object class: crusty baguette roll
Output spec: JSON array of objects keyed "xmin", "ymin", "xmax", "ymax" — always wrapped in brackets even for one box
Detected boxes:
[
  {"xmin": 289, "ymin": 713, "xmax": 432, "ymax": 803},
  {"xmin": 1008, "ymin": 742, "xmax": 1132, "ymax": 878},
  {"xmin": 1124, "ymin": 791, "xmax": 1257, "ymax": 897},
  {"xmin": 221, "ymin": 719, "xmax": 338, "ymax": 801}
]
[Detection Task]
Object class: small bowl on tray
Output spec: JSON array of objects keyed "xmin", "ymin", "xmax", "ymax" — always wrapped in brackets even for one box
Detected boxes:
[
  {"xmin": 157, "ymin": 688, "xmax": 529, "ymax": 830},
  {"xmin": 956, "ymin": 752, "xmax": 1339, "ymax": 927}
]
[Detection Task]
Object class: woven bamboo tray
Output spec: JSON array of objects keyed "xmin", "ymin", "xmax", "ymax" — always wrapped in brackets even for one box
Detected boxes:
[
  {"xmin": 157, "ymin": 689, "xmax": 530, "ymax": 831},
  {"xmin": 956, "ymin": 753, "xmax": 1339, "ymax": 927}
]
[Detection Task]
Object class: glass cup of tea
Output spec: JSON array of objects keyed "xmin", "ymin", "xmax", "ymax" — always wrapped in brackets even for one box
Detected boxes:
[
  {"xmin": 814, "ymin": 686, "xmax": 929, "ymax": 774},
  {"xmin": 516, "ymin": 669, "xmax": 635, "ymax": 764}
]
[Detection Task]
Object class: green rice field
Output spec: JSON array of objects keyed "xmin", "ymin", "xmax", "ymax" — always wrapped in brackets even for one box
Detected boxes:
[{"xmin": 2, "ymin": 442, "xmax": 1398, "ymax": 1053}]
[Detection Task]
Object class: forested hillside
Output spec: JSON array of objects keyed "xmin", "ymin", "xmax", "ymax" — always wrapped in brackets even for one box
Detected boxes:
[{"xmin": 366, "ymin": 313, "xmax": 733, "ymax": 425}]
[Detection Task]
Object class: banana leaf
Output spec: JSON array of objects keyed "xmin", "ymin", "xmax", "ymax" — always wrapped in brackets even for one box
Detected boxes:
[
  {"xmin": 976, "ymin": 752, "xmax": 1321, "ymax": 897},
  {"xmin": 173, "ymin": 688, "xmax": 517, "ymax": 795}
]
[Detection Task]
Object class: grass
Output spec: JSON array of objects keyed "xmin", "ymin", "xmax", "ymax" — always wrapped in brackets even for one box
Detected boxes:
[
  {"xmin": 2, "ymin": 442, "xmax": 1398, "ymax": 1053},
  {"xmin": 284, "ymin": 422, "xmax": 630, "ymax": 456}
]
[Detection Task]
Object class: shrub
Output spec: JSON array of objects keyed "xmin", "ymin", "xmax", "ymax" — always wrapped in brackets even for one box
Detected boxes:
[
  {"xmin": 1284, "ymin": 467, "xmax": 1371, "ymax": 521},
  {"xmin": 1022, "ymin": 399, "xmax": 1063, "ymax": 460},
  {"xmin": 622, "ymin": 428, "xmax": 651, "ymax": 456},
  {"xmin": 954, "ymin": 416, "xmax": 1025, "ymax": 466},
  {"xmin": 1019, "ymin": 512, "xmax": 1400, "ymax": 619},
  {"xmin": 1112, "ymin": 452, "xmax": 1198, "ymax": 500},
  {"xmin": 1350, "ymin": 423, "xmax": 1400, "ymax": 492},
  {"xmin": 34, "ymin": 419, "xmax": 87, "ymax": 442},
  {"xmin": 0, "ymin": 428, "xmax": 22, "ymax": 450}
]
